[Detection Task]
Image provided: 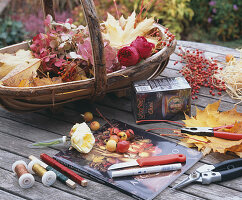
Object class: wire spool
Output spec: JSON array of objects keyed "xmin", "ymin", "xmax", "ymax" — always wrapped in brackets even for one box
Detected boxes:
[
  {"xmin": 12, "ymin": 160, "xmax": 35, "ymax": 189},
  {"xmin": 28, "ymin": 160, "xmax": 56, "ymax": 186}
]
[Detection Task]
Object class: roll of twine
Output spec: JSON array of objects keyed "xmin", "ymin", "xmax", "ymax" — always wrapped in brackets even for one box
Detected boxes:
[{"xmin": 15, "ymin": 164, "xmax": 29, "ymax": 178}]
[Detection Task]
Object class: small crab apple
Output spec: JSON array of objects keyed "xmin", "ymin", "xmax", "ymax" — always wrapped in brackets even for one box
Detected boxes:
[
  {"xmin": 125, "ymin": 129, "xmax": 134, "ymax": 139},
  {"xmin": 110, "ymin": 135, "xmax": 120, "ymax": 143},
  {"xmin": 90, "ymin": 121, "xmax": 100, "ymax": 131},
  {"xmin": 82, "ymin": 112, "xmax": 93, "ymax": 122},
  {"xmin": 106, "ymin": 140, "xmax": 117, "ymax": 152},
  {"xmin": 117, "ymin": 131, "xmax": 127, "ymax": 141},
  {"xmin": 117, "ymin": 141, "xmax": 130, "ymax": 153},
  {"xmin": 109, "ymin": 127, "xmax": 120, "ymax": 135}
]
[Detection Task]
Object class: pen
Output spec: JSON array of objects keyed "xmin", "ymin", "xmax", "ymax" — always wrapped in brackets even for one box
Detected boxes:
[
  {"xmin": 111, "ymin": 163, "xmax": 182, "ymax": 178},
  {"xmin": 29, "ymin": 155, "xmax": 76, "ymax": 189},
  {"xmin": 40, "ymin": 153, "xmax": 87, "ymax": 187}
]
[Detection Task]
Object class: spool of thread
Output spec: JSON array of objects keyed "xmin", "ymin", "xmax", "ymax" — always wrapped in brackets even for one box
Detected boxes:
[
  {"xmin": 28, "ymin": 160, "xmax": 56, "ymax": 186},
  {"xmin": 40, "ymin": 153, "xmax": 87, "ymax": 186},
  {"xmin": 29, "ymin": 155, "xmax": 76, "ymax": 189},
  {"xmin": 12, "ymin": 160, "xmax": 35, "ymax": 189}
]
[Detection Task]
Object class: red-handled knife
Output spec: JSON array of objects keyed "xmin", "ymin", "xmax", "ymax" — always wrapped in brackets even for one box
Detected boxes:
[{"xmin": 108, "ymin": 154, "xmax": 186, "ymax": 170}]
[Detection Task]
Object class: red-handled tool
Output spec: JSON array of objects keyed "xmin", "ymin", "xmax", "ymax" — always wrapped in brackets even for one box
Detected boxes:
[
  {"xmin": 108, "ymin": 154, "xmax": 186, "ymax": 170},
  {"xmin": 181, "ymin": 125, "xmax": 242, "ymax": 140}
]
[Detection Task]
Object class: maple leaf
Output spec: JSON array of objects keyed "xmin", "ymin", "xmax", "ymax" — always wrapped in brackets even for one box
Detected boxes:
[
  {"xmin": 18, "ymin": 77, "xmax": 62, "ymax": 87},
  {"xmin": 0, "ymin": 58, "xmax": 40, "ymax": 87},
  {"xmin": 179, "ymin": 101, "xmax": 242, "ymax": 157},
  {"xmin": 0, "ymin": 50, "xmax": 36, "ymax": 79},
  {"xmin": 102, "ymin": 12, "xmax": 157, "ymax": 49}
]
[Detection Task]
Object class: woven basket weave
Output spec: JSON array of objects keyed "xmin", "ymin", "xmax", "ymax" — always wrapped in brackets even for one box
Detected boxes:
[{"xmin": 0, "ymin": 0, "xmax": 176, "ymax": 112}]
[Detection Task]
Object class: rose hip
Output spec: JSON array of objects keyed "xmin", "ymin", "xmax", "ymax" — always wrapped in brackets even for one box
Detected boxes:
[{"xmin": 176, "ymin": 47, "xmax": 225, "ymax": 99}]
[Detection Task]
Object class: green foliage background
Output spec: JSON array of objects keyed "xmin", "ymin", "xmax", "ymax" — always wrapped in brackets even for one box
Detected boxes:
[{"xmin": 0, "ymin": 0, "xmax": 241, "ymax": 48}]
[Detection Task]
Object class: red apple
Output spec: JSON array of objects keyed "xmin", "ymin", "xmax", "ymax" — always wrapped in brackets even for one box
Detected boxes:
[{"xmin": 117, "ymin": 141, "xmax": 130, "ymax": 153}]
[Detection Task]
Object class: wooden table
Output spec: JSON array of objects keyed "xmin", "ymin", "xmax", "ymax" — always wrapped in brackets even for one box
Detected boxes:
[{"xmin": 0, "ymin": 41, "xmax": 241, "ymax": 200}]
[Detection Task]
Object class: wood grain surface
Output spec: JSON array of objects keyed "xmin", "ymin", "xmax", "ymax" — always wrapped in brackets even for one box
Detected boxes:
[{"xmin": 0, "ymin": 41, "xmax": 241, "ymax": 200}]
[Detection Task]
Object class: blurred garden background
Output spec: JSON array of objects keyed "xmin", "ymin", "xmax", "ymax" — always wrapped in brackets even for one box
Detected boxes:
[{"xmin": 0, "ymin": 0, "xmax": 241, "ymax": 49}]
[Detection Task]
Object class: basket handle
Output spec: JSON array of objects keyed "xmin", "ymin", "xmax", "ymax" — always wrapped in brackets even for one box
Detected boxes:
[{"xmin": 41, "ymin": 0, "xmax": 107, "ymax": 96}]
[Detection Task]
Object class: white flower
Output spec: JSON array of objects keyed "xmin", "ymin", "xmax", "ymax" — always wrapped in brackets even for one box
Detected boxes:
[{"xmin": 70, "ymin": 123, "xmax": 95, "ymax": 153}]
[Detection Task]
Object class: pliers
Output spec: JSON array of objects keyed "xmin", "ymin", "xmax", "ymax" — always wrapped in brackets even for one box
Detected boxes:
[
  {"xmin": 173, "ymin": 158, "xmax": 242, "ymax": 189},
  {"xmin": 181, "ymin": 125, "xmax": 242, "ymax": 140}
]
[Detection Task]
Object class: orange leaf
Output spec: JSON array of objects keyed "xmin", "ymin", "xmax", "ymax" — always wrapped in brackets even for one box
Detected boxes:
[{"xmin": 180, "ymin": 100, "xmax": 242, "ymax": 157}]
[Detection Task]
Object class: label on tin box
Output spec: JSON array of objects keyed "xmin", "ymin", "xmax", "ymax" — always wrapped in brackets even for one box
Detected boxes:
[
  {"xmin": 134, "ymin": 77, "xmax": 190, "ymax": 93},
  {"xmin": 132, "ymin": 77, "xmax": 191, "ymax": 121}
]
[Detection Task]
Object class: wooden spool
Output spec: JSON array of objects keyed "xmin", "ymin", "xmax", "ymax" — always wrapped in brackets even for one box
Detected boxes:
[{"xmin": 0, "ymin": 0, "xmax": 176, "ymax": 112}]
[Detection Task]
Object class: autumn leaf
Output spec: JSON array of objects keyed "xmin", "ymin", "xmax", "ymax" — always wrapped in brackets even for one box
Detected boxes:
[
  {"xmin": 183, "ymin": 101, "xmax": 242, "ymax": 127},
  {"xmin": 179, "ymin": 101, "xmax": 242, "ymax": 157},
  {"xmin": 0, "ymin": 49, "xmax": 41, "ymax": 87},
  {"xmin": 0, "ymin": 50, "xmax": 36, "ymax": 79},
  {"xmin": 18, "ymin": 77, "xmax": 62, "ymax": 87},
  {"xmin": 102, "ymin": 11, "xmax": 157, "ymax": 48}
]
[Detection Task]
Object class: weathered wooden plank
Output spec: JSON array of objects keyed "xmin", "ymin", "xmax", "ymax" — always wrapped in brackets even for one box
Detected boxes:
[
  {"xmin": 160, "ymin": 65, "xmax": 241, "ymax": 106},
  {"xmin": 0, "ymin": 140, "xmax": 203, "ymax": 200},
  {"xmin": 177, "ymin": 41, "xmax": 240, "ymax": 57},
  {"xmin": 0, "ymin": 129, "xmax": 230, "ymax": 200},
  {"xmin": 1, "ymin": 101, "xmax": 241, "ymax": 199},
  {"xmin": 184, "ymin": 160, "xmax": 242, "ymax": 192},
  {"xmin": 0, "ymin": 154, "xmax": 86, "ymax": 200},
  {"xmin": 171, "ymin": 173, "xmax": 242, "ymax": 200},
  {"xmin": 0, "ymin": 190, "xmax": 25, "ymax": 200}
]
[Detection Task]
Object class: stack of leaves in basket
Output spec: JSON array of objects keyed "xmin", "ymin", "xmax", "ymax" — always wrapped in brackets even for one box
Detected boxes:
[{"xmin": 0, "ymin": 12, "xmax": 174, "ymax": 87}]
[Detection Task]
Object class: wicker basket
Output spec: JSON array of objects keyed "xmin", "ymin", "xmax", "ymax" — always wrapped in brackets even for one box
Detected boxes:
[{"xmin": 0, "ymin": 0, "xmax": 176, "ymax": 112}]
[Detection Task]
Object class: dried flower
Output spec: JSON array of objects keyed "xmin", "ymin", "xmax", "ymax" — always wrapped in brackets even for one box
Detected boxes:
[
  {"xmin": 117, "ymin": 46, "xmax": 140, "ymax": 67},
  {"xmin": 70, "ymin": 122, "xmax": 95, "ymax": 153},
  {"xmin": 131, "ymin": 36, "xmax": 155, "ymax": 59}
]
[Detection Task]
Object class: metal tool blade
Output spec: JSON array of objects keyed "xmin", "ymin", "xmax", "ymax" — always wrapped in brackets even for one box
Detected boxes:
[
  {"xmin": 172, "ymin": 171, "xmax": 201, "ymax": 190},
  {"xmin": 108, "ymin": 160, "xmax": 139, "ymax": 170}
]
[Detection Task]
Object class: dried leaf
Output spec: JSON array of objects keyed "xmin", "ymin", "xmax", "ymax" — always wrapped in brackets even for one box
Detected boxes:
[
  {"xmin": 1, "ymin": 58, "xmax": 40, "ymax": 87},
  {"xmin": 207, "ymin": 137, "xmax": 242, "ymax": 154},
  {"xmin": 18, "ymin": 77, "xmax": 62, "ymax": 87},
  {"xmin": 102, "ymin": 12, "xmax": 157, "ymax": 48},
  {"xmin": 181, "ymin": 100, "xmax": 242, "ymax": 157},
  {"xmin": 218, "ymin": 107, "xmax": 242, "ymax": 125},
  {"xmin": 0, "ymin": 50, "xmax": 35, "ymax": 79},
  {"xmin": 183, "ymin": 101, "xmax": 242, "ymax": 127}
]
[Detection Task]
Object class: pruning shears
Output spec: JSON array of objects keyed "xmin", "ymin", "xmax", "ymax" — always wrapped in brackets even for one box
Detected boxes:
[
  {"xmin": 181, "ymin": 125, "xmax": 242, "ymax": 140},
  {"xmin": 173, "ymin": 158, "xmax": 242, "ymax": 189}
]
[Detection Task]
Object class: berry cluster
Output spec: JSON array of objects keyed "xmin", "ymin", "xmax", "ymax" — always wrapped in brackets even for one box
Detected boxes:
[
  {"xmin": 175, "ymin": 48, "xmax": 226, "ymax": 100},
  {"xmin": 157, "ymin": 28, "xmax": 175, "ymax": 48}
]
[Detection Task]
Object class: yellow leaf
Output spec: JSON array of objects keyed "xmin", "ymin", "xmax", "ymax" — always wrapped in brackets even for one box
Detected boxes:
[
  {"xmin": 102, "ymin": 11, "xmax": 156, "ymax": 49},
  {"xmin": 207, "ymin": 137, "xmax": 242, "ymax": 154},
  {"xmin": 1, "ymin": 58, "xmax": 40, "ymax": 87},
  {"xmin": 219, "ymin": 107, "xmax": 242, "ymax": 125},
  {"xmin": 18, "ymin": 77, "xmax": 62, "ymax": 87},
  {"xmin": 0, "ymin": 50, "xmax": 36, "ymax": 79},
  {"xmin": 180, "ymin": 100, "xmax": 242, "ymax": 157}
]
